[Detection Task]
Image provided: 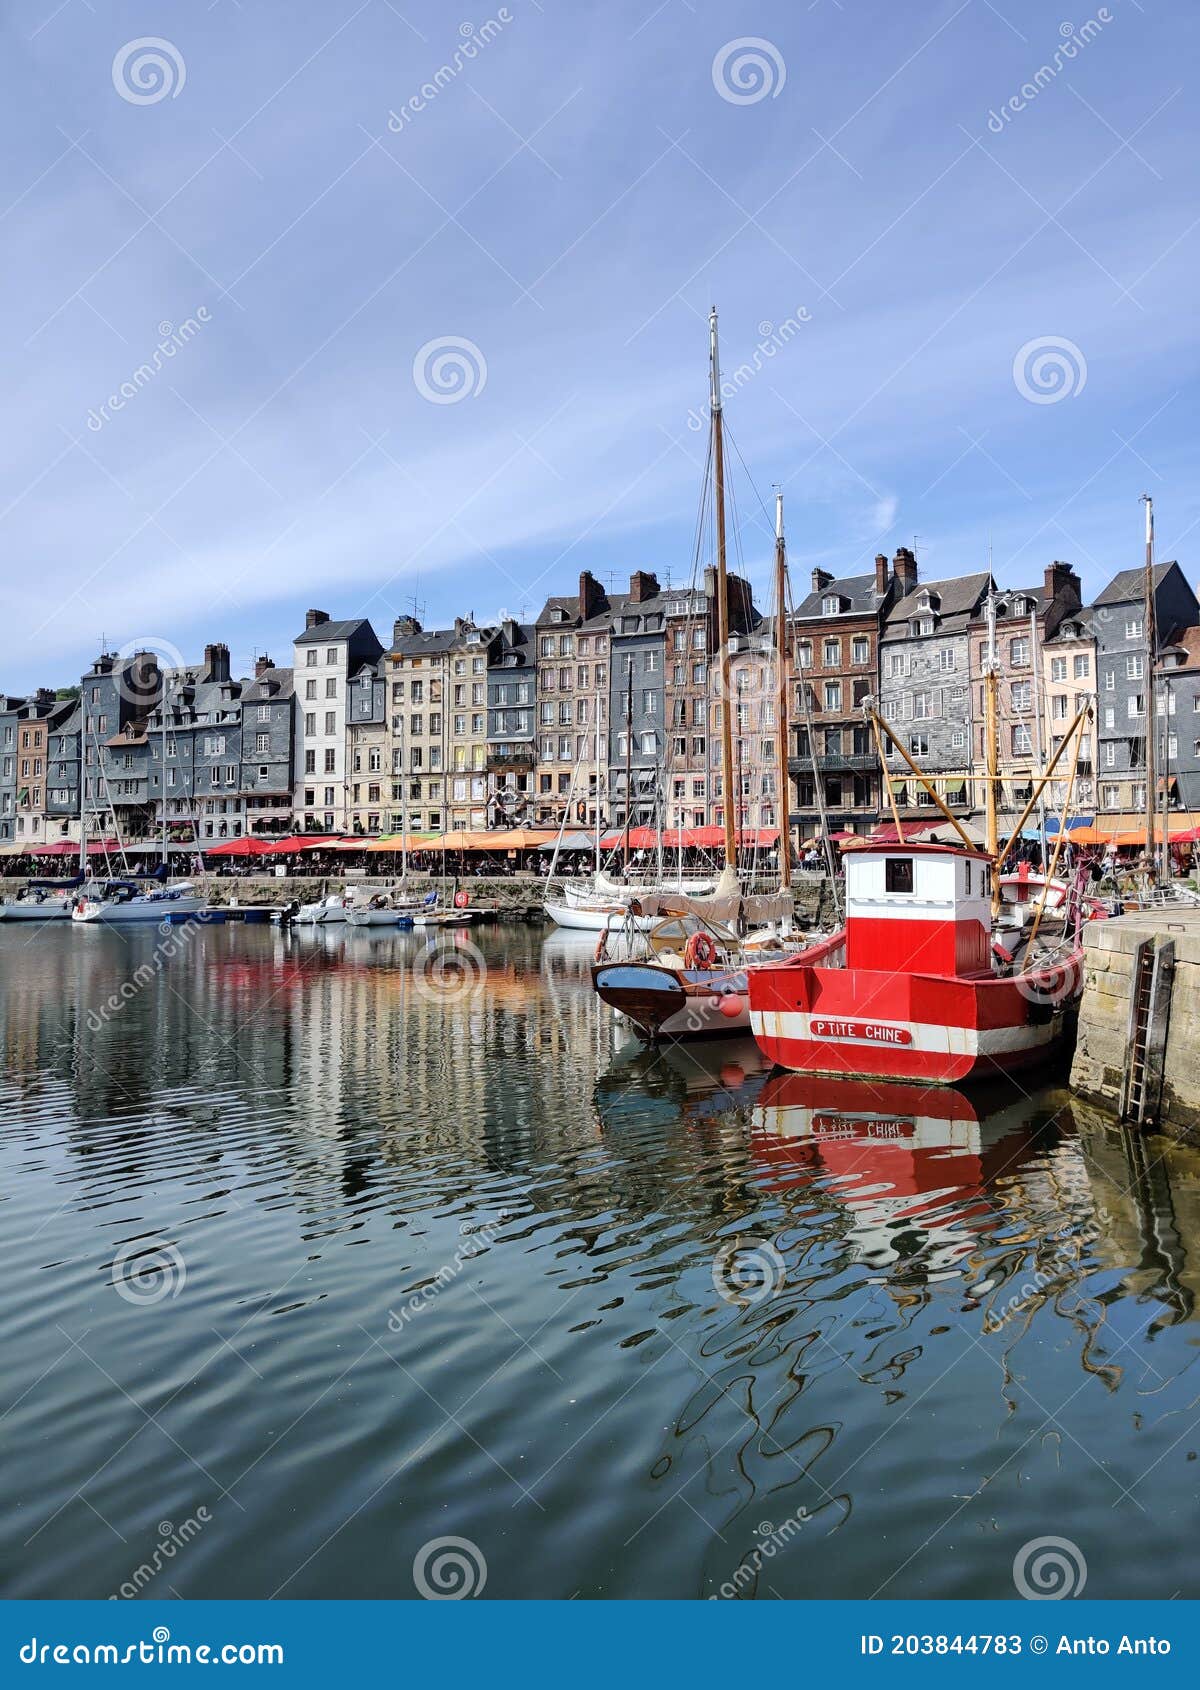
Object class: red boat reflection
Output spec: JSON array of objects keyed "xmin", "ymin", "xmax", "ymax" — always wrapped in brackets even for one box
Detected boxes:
[{"xmin": 750, "ymin": 1072, "xmax": 1049, "ymax": 1270}]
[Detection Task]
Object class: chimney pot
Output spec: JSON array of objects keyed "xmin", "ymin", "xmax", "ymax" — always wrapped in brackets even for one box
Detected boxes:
[
  {"xmin": 875, "ymin": 553, "xmax": 889, "ymax": 595},
  {"xmin": 811, "ymin": 567, "xmax": 833, "ymax": 595},
  {"xmin": 254, "ymin": 654, "xmax": 273, "ymax": 679}
]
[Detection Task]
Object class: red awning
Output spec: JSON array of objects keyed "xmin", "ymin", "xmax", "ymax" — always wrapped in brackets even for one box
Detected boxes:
[
  {"xmin": 256, "ymin": 834, "xmax": 346, "ymax": 855},
  {"xmin": 203, "ymin": 836, "xmax": 268, "ymax": 857},
  {"xmin": 29, "ymin": 840, "xmax": 79, "ymax": 857}
]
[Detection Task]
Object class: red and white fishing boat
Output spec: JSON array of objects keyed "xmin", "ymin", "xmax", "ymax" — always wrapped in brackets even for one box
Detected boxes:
[{"xmin": 747, "ymin": 840, "xmax": 1092, "ymax": 1085}]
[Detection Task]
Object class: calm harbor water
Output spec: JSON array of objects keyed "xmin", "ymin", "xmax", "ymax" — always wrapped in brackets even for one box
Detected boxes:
[{"xmin": 2, "ymin": 918, "xmax": 1199, "ymax": 1601}]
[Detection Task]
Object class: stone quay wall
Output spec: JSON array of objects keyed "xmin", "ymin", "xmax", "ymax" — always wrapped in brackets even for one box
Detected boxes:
[{"xmin": 1071, "ymin": 910, "xmax": 1200, "ymax": 1142}]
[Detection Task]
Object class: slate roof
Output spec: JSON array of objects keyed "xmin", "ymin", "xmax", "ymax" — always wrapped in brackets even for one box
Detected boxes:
[
  {"xmin": 793, "ymin": 572, "xmax": 884, "ymax": 620},
  {"xmin": 883, "ymin": 571, "xmax": 992, "ymax": 632},
  {"xmin": 242, "ymin": 666, "xmax": 294, "ymax": 702},
  {"xmin": 1092, "ymin": 562, "xmax": 1176, "ymax": 607},
  {"xmin": 294, "ymin": 617, "xmax": 381, "ymax": 645}
]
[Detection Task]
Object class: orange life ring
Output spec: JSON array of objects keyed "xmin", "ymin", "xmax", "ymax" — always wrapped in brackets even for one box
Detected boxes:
[
  {"xmin": 454, "ymin": 890, "xmax": 470, "ymax": 909},
  {"xmin": 684, "ymin": 931, "xmax": 718, "ymax": 969}
]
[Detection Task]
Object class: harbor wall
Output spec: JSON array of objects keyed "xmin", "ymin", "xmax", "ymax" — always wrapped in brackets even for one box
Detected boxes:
[
  {"xmin": 1, "ymin": 871, "xmax": 840, "ymax": 924},
  {"xmin": 1070, "ymin": 911, "xmax": 1200, "ymax": 1142}
]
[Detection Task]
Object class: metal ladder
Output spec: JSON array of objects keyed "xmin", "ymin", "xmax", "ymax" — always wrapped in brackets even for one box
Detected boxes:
[{"xmin": 1120, "ymin": 937, "xmax": 1175, "ymax": 1126}]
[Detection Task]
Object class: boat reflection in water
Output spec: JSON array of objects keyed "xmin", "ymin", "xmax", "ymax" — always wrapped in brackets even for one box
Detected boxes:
[{"xmin": 750, "ymin": 1072, "xmax": 1047, "ymax": 1275}]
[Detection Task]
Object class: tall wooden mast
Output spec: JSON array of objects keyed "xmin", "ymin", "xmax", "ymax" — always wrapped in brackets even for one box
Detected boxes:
[
  {"xmin": 710, "ymin": 308, "xmax": 737, "ymax": 874},
  {"xmin": 774, "ymin": 489, "xmax": 792, "ymax": 889},
  {"xmin": 1141, "ymin": 493, "xmax": 1157, "ymax": 870}
]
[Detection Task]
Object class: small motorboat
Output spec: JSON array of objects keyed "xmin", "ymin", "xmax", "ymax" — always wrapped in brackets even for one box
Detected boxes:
[
  {"xmin": 293, "ymin": 893, "xmax": 351, "ymax": 926},
  {"xmin": 346, "ymin": 890, "xmax": 422, "ymax": 928}
]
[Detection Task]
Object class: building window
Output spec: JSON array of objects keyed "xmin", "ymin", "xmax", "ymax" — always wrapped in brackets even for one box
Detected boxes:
[
  {"xmin": 851, "ymin": 636, "xmax": 869, "ymax": 665},
  {"xmin": 1126, "ymin": 655, "xmax": 1144, "ymax": 680},
  {"xmin": 1010, "ymin": 638, "xmax": 1030, "ymax": 667},
  {"xmin": 1073, "ymin": 654, "xmax": 1090, "ymax": 679},
  {"xmin": 1125, "ymin": 618, "xmax": 1143, "ymax": 640}
]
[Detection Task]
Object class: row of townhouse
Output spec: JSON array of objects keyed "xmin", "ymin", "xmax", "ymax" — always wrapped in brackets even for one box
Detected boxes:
[{"xmin": 7, "ymin": 546, "xmax": 1200, "ymax": 852}]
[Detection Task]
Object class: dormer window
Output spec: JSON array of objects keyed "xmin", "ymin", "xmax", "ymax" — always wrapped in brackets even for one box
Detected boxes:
[
  {"xmin": 821, "ymin": 595, "xmax": 841, "ymax": 616},
  {"xmin": 551, "ymin": 608, "xmax": 567, "ymax": 623},
  {"xmin": 1013, "ymin": 597, "xmax": 1030, "ymax": 616},
  {"xmin": 915, "ymin": 616, "xmax": 935, "ymax": 637}
]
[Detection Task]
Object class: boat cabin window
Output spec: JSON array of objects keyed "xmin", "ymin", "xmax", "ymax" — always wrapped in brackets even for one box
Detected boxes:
[{"xmin": 884, "ymin": 857, "xmax": 914, "ymax": 894}]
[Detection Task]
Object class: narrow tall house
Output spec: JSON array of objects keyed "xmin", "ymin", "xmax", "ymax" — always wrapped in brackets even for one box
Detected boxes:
[
  {"xmin": 877, "ymin": 551, "xmax": 989, "ymax": 820},
  {"xmin": 789, "ymin": 551, "xmax": 897, "ymax": 840},
  {"xmin": 533, "ymin": 571, "xmax": 612, "ymax": 830},
  {"xmin": 1092, "ymin": 561, "xmax": 1198, "ymax": 820},
  {"xmin": 293, "ymin": 611, "xmax": 383, "ymax": 834}
]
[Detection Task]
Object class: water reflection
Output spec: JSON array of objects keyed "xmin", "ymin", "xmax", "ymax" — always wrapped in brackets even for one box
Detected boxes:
[{"xmin": 3, "ymin": 924, "xmax": 1200, "ymax": 1599}]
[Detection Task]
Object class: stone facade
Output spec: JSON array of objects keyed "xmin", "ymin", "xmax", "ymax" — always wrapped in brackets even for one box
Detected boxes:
[
  {"xmin": 878, "ymin": 559, "xmax": 987, "ymax": 818},
  {"xmin": 534, "ymin": 571, "xmax": 611, "ymax": 829},
  {"xmin": 790, "ymin": 552, "xmax": 897, "ymax": 841}
]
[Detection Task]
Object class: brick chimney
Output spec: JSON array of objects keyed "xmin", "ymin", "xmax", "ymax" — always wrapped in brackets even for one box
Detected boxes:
[
  {"xmin": 1044, "ymin": 560, "xmax": 1081, "ymax": 606},
  {"xmin": 892, "ymin": 547, "xmax": 918, "ymax": 595},
  {"xmin": 628, "ymin": 570, "xmax": 660, "ymax": 603},
  {"xmin": 811, "ymin": 567, "xmax": 833, "ymax": 594},
  {"xmin": 305, "ymin": 609, "xmax": 330, "ymax": 630},
  {"xmin": 392, "ymin": 614, "xmax": 422, "ymax": 644},
  {"xmin": 875, "ymin": 553, "xmax": 889, "ymax": 595},
  {"xmin": 254, "ymin": 654, "xmax": 274, "ymax": 679},
  {"xmin": 727, "ymin": 573, "xmax": 755, "ymax": 634},
  {"xmin": 578, "ymin": 570, "xmax": 604, "ymax": 619},
  {"xmin": 35, "ymin": 687, "xmax": 55, "ymax": 707},
  {"xmin": 204, "ymin": 642, "xmax": 231, "ymax": 683}
]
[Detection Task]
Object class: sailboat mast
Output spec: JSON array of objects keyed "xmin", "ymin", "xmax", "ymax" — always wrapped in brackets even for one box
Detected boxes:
[
  {"xmin": 1141, "ymin": 494, "xmax": 1157, "ymax": 871},
  {"xmin": 710, "ymin": 308, "xmax": 737, "ymax": 873},
  {"xmin": 623, "ymin": 653, "xmax": 633, "ymax": 872},
  {"xmin": 774, "ymin": 490, "xmax": 792, "ymax": 890},
  {"xmin": 984, "ymin": 587, "xmax": 1000, "ymax": 906}
]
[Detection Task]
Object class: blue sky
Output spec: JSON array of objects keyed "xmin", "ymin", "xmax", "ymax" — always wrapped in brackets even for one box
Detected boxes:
[{"xmin": 2, "ymin": 0, "xmax": 1197, "ymax": 689}]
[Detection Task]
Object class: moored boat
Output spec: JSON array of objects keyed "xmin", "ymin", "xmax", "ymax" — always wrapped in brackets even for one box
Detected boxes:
[
  {"xmin": 71, "ymin": 879, "xmax": 208, "ymax": 924},
  {"xmin": 747, "ymin": 840, "xmax": 1089, "ymax": 1085},
  {"xmin": 0, "ymin": 875, "xmax": 85, "ymax": 921}
]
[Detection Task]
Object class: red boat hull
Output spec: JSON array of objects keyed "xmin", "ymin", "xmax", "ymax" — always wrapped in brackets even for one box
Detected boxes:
[{"xmin": 746, "ymin": 943, "xmax": 1082, "ymax": 1085}]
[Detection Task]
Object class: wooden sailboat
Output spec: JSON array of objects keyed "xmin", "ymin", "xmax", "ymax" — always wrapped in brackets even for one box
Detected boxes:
[{"xmin": 590, "ymin": 309, "xmax": 802, "ymax": 1038}]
